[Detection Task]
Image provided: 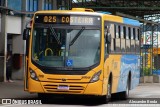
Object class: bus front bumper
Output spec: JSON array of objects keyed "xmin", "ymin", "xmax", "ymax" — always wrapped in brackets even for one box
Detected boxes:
[{"xmin": 28, "ymin": 78, "xmax": 103, "ymax": 96}]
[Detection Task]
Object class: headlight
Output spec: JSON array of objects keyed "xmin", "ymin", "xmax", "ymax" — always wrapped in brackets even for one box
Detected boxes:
[
  {"xmin": 90, "ymin": 70, "xmax": 101, "ymax": 83},
  {"xmin": 30, "ymin": 69, "xmax": 39, "ymax": 81}
]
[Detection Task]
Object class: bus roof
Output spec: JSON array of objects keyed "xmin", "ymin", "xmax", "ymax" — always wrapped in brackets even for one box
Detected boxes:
[
  {"xmin": 102, "ymin": 14, "xmax": 140, "ymax": 27},
  {"xmin": 95, "ymin": 11, "xmax": 140, "ymax": 26},
  {"xmin": 123, "ymin": 18, "xmax": 140, "ymax": 26}
]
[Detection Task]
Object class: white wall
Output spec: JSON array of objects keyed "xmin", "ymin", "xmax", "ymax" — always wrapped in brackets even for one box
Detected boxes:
[
  {"xmin": 6, "ymin": 16, "xmax": 21, "ymax": 34},
  {"xmin": 12, "ymin": 35, "xmax": 24, "ymax": 54}
]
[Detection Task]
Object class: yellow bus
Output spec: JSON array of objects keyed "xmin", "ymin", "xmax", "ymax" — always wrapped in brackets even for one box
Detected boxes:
[{"xmin": 23, "ymin": 8, "xmax": 140, "ymax": 103}]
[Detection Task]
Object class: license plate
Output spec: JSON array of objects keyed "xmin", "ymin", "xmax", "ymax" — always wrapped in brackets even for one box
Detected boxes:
[{"xmin": 57, "ymin": 85, "xmax": 69, "ymax": 90}]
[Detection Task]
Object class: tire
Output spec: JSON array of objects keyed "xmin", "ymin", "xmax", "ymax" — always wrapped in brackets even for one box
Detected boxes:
[
  {"xmin": 101, "ymin": 78, "xmax": 112, "ymax": 103},
  {"xmin": 106, "ymin": 78, "xmax": 112, "ymax": 102},
  {"xmin": 120, "ymin": 78, "xmax": 130, "ymax": 100}
]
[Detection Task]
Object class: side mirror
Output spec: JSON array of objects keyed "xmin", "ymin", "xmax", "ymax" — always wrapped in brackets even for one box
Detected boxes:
[{"xmin": 23, "ymin": 29, "xmax": 30, "ymax": 40}]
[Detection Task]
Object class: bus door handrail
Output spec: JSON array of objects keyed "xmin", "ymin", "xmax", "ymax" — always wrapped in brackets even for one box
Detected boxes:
[{"xmin": 45, "ymin": 48, "xmax": 53, "ymax": 56}]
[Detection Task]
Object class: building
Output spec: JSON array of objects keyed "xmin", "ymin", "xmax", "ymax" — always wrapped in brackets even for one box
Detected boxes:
[{"xmin": 0, "ymin": 0, "xmax": 71, "ymax": 82}]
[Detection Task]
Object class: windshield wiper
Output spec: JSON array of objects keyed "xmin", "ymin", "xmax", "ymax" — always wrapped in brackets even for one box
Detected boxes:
[
  {"xmin": 49, "ymin": 25, "xmax": 61, "ymax": 45},
  {"xmin": 69, "ymin": 27, "xmax": 85, "ymax": 46}
]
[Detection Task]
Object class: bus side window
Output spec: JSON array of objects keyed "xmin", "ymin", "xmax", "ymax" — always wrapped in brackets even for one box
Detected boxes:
[
  {"xmin": 131, "ymin": 28, "xmax": 135, "ymax": 53},
  {"xmin": 121, "ymin": 26, "xmax": 126, "ymax": 53},
  {"xmin": 104, "ymin": 24, "xmax": 111, "ymax": 55},
  {"xmin": 136, "ymin": 29, "xmax": 140, "ymax": 53},
  {"xmin": 114, "ymin": 25, "xmax": 121, "ymax": 53},
  {"xmin": 123, "ymin": 26, "xmax": 126, "ymax": 39},
  {"xmin": 126, "ymin": 27, "xmax": 131, "ymax": 53}
]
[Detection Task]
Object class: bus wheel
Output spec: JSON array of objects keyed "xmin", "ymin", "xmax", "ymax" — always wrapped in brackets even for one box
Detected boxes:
[
  {"xmin": 101, "ymin": 78, "xmax": 112, "ymax": 103},
  {"xmin": 120, "ymin": 78, "xmax": 130, "ymax": 100},
  {"xmin": 106, "ymin": 78, "xmax": 112, "ymax": 102}
]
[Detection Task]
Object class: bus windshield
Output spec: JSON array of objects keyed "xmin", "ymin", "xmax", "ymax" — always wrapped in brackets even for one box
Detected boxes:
[{"xmin": 32, "ymin": 25, "xmax": 101, "ymax": 68}]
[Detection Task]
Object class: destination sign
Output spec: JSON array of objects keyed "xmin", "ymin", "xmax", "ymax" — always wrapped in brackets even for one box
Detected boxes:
[{"xmin": 34, "ymin": 14, "xmax": 101, "ymax": 25}]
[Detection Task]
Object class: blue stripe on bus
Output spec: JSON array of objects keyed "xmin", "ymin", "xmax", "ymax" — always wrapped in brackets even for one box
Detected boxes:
[
  {"xmin": 123, "ymin": 18, "xmax": 141, "ymax": 26},
  {"xmin": 117, "ymin": 55, "xmax": 140, "ymax": 92}
]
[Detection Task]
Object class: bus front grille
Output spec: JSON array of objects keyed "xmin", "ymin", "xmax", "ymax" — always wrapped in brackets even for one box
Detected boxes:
[{"xmin": 43, "ymin": 84, "xmax": 84, "ymax": 93}]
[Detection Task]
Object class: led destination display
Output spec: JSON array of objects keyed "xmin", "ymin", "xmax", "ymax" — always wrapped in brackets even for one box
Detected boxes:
[{"xmin": 35, "ymin": 14, "xmax": 101, "ymax": 25}]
